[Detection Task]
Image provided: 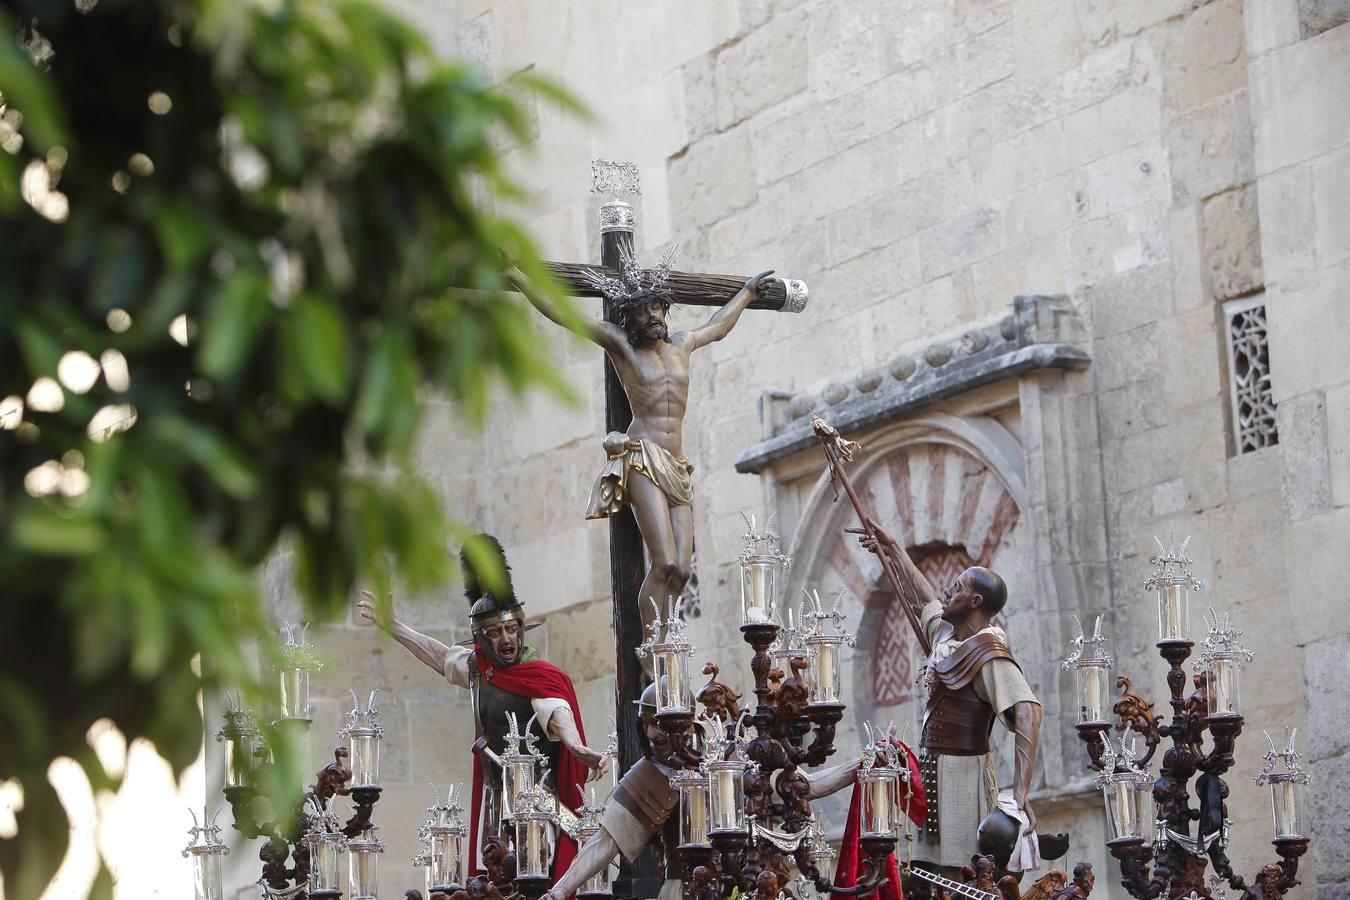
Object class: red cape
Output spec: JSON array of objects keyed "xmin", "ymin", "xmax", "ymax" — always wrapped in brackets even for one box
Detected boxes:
[
  {"xmin": 831, "ymin": 742, "xmax": 926, "ymax": 900},
  {"xmin": 468, "ymin": 650, "xmax": 589, "ymax": 885}
]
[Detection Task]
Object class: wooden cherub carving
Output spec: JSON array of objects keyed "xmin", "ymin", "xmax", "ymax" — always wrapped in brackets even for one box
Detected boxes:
[
  {"xmin": 1046, "ymin": 863, "xmax": 1095, "ymax": 900},
  {"xmin": 696, "ymin": 661, "xmax": 742, "ymax": 721}
]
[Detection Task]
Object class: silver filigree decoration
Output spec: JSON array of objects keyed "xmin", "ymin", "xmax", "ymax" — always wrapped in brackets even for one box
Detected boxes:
[
  {"xmin": 591, "ymin": 159, "xmax": 640, "ymax": 198},
  {"xmin": 1144, "ymin": 532, "xmax": 1202, "ymax": 592},
  {"xmin": 1062, "ymin": 614, "xmax": 1113, "ymax": 670},
  {"xmin": 779, "ymin": 278, "xmax": 810, "ymax": 313},
  {"xmin": 579, "ymin": 241, "xmax": 681, "ymax": 302},
  {"xmin": 598, "ymin": 201, "xmax": 635, "ymax": 234},
  {"xmin": 1255, "ymin": 728, "xmax": 1309, "ymax": 786}
]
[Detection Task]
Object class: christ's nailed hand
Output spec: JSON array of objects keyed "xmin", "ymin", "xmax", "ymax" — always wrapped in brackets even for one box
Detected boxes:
[
  {"xmin": 748, "ymin": 269, "xmax": 775, "ymax": 294},
  {"xmin": 357, "ymin": 590, "xmax": 394, "ymax": 631}
]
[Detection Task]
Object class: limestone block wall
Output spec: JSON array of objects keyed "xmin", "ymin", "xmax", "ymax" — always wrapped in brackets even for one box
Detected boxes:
[{"xmin": 223, "ymin": 0, "xmax": 1350, "ymax": 896}]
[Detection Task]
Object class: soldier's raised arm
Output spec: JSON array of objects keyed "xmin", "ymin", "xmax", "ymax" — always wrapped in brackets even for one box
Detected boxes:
[{"xmin": 848, "ymin": 517, "xmax": 940, "ymax": 616}]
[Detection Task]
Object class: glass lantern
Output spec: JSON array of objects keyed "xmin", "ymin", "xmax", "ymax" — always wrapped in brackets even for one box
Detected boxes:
[
  {"xmin": 738, "ymin": 511, "xmax": 790, "ymax": 626},
  {"xmin": 347, "ymin": 827, "xmax": 385, "ymax": 900},
  {"xmin": 424, "ymin": 787, "xmax": 468, "ymax": 893},
  {"xmin": 305, "ymin": 815, "xmax": 349, "ymax": 898},
  {"xmin": 674, "ymin": 769, "xmax": 712, "ymax": 849},
  {"xmin": 1196, "ymin": 608, "xmax": 1255, "ymax": 719},
  {"xmin": 278, "ymin": 621, "xmax": 322, "ymax": 722},
  {"xmin": 1256, "ymin": 730, "xmax": 1311, "ymax": 840},
  {"xmin": 500, "ymin": 710, "xmax": 545, "ymax": 824},
  {"xmin": 801, "ymin": 589, "xmax": 855, "ymax": 707},
  {"xmin": 707, "ymin": 758, "xmax": 747, "ymax": 834},
  {"xmin": 636, "ymin": 600, "xmax": 694, "ymax": 715},
  {"xmin": 339, "ymin": 689, "xmax": 384, "ymax": 789},
  {"xmin": 859, "ymin": 763, "xmax": 900, "ymax": 839},
  {"xmin": 215, "ymin": 700, "xmax": 259, "ymax": 790},
  {"xmin": 576, "ymin": 787, "xmax": 613, "ymax": 898},
  {"xmin": 181, "ymin": 810, "xmax": 229, "ymax": 900},
  {"xmin": 413, "ymin": 851, "xmax": 434, "ymax": 900},
  {"xmin": 513, "ymin": 790, "xmax": 555, "ymax": 880},
  {"xmin": 1145, "ymin": 533, "xmax": 1200, "ymax": 643},
  {"xmin": 1268, "ymin": 773, "xmax": 1306, "ymax": 839},
  {"xmin": 1098, "ymin": 770, "xmax": 1155, "ymax": 843},
  {"xmin": 1060, "ymin": 615, "xmax": 1115, "ymax": 725}
]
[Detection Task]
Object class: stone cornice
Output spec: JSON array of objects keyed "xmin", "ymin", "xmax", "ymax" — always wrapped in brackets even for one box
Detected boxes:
[{"xmin": 735, "ymin": 294, "xmax": 1091, "ymax": 474}]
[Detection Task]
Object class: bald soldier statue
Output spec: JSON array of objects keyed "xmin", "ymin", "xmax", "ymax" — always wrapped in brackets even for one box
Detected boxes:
[{"xmin": 852, "ymin": 518, "xmax": 1056, "ymax": 879}]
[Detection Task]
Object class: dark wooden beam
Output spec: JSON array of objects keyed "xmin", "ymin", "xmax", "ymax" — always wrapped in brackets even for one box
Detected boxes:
[{"xmin": 546, "ymin": 262, "xmax": 807, "ymax": 312}]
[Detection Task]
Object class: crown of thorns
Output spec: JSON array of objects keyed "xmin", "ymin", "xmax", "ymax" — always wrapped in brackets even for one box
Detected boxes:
[{"xmin": 581, "ymin": 243, "xmax": 681, "ymax": 309}]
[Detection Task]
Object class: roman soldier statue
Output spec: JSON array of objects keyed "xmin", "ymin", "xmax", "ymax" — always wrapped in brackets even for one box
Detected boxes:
[
  {"xmin": 541, "ymin": 683, "xmax": 864, "ymax": 900},
  {"xmin": 358, "ymin": 533, "xmax": 608, "ymax": 882},
  {"xmin": 851, "ymin": 518, "xmax": 1066, "ymax": 881}
]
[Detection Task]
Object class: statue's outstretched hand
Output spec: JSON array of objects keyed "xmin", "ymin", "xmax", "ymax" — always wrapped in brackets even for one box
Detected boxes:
[
  {"xmin": 574, "ymin": 745, "xmax": 610, "ymax": 782},
  {"xmin": 845, "ymin": 517, "xmax": 898, "ymax": 555},
  {"xmin": 746, "ymin": 269, "xmax": 776, "ymax": 294},
  {"xmin": 357, "ymin": 590, "xmax": 394, "ymax": 632}
]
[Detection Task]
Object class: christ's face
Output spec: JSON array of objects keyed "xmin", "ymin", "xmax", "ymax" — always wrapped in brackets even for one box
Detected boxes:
[
  {"xmin": 628, "ymin": 298, "xmax": 670, "ymax": 343},
  {"xmin": 479, "ymin": 620, "xmax": 521, "ymax": 665},
  {"xmin": 939, "ymin": 570, "xmax": 980, "ymax": 624}
]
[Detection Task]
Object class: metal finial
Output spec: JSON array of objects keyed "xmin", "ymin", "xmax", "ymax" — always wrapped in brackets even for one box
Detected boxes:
[
  {"xmin": 1062, "ymin": 613, "xmax": 1113, "ymax": 670},
  {"xmin": 591, "ymin": 159, "xmax": 640, "ymax": 198},
  {"xmin": 1144, "ymin": 532, "xmax": 1203, "ymax": 592}
]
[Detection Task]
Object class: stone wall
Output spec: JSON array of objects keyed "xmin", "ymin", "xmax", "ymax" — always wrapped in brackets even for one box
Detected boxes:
[{"xmin": 222, "ymin": 0, "xmax": 1350, "ymax": 896}]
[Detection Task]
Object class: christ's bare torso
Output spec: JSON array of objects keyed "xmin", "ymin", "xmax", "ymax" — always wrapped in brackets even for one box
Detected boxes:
[{"xmin": 608, "ymin": 335, "xmax": 693, "ymax": 456}]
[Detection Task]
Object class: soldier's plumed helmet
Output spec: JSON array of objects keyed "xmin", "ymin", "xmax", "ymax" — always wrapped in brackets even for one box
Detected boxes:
[{"xmin": 461, "ymin": 534, "xmax": 525, "ymax": 634}]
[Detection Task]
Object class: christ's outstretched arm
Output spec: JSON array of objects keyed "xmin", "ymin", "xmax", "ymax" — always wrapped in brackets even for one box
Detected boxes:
[
  {"xmin": 509, "ymin": 265, "xmax": 627, "ymax": 354},
  {"xmin": 682, "ymin": 270, "xmax": 774, "ymax": 350}
]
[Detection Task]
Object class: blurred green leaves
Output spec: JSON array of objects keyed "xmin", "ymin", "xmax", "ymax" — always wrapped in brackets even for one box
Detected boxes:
[{"xmin": 0, "ymin": 0, "xmax": 582, "ymax": 895}]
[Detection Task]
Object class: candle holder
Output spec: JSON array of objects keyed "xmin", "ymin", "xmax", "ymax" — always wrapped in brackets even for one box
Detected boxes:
[
  {"xmin": 1195, "ymin": 608, "xmax": 1254, "ymax": 719},
  {"xmin": 215, "ymin": 694, "xmax": 260, "ymax": 792},
  {"xmin": 636, "ymin": 597, "xmax": 694, "ymax": 715},
  {"xmin": 1065, "ymin": 543, "xmax": 1315, "ymax": 899},
  {"xmin": 858, "ymin": 724, "xmax": 901, "ymax": 840},
  {"xmin": 1062, "ymin": 614, "xmax": 1114, "ymax": 726},
  {"xmin": 182, "ymin": 809, "xmax": 229, "ymax": 900},
  {"xmin": 513, "ymin": 784, "xmax": 556, "ymax": 899},
  {"xmin": 801, "ymin": 589, "xmax": 855, "ymax": 708},
  {"xmin": 1096, "ymin": 726, "xmax": 1155, "ymax": 844},
  {"xmin": 703, "ymin": 714, "xmax": 752, "ymax": 836},
  {"xmin": 304, "ymin": 805, "xmax": 349, "ymax": 899},
  {"xmin": 338, "ymin": 689, "xmax": 384, "ymax": 791},
  {"xmin": 1256, "ymin": 729, "xmax": 1310, "ymax": 840},
  {"xmin": 738, "ymin": 511, "xmax": 790, "ymax": 626},
  {"xmin": 347, "ymin": 825, "xmax": 384, "ymax": 900},
  {"xmin": 675, "ymin": 768, "xmax": 713, "ymax": 851},
  {"xmin": 575, "ymin": 786, "xmax": 614, "ymax": 898},
  {"xmin": 419, "ymin": 785, "xmax": 468, "ymax": 894},
  {"xmin": 500, "ymin": 710, "xmax": 548, "ymax": 823},
  {"xmin": 278, "ymin": 622, "xmax": 322, "ymax": 723},
  {"xmin": 1145, "ymin": 532, "xmax": 1200, "ymax": 644}
]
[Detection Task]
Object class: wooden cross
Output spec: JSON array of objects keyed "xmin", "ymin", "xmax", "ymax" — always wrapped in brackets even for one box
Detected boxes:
[{"xmin": 541, "ymin": 160, "xmax": 808, "ymax": 896}]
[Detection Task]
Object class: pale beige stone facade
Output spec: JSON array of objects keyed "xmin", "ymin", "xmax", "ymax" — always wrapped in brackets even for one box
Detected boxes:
[{"xmin": 217, "ymin": 1, "xmax": 1350, "ymax": 897}]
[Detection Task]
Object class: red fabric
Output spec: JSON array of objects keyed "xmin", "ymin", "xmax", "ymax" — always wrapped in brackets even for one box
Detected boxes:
[
  {"xmin": 467, "ymin": 650, "xmax": 589, "ymax": 885},
  {"xmin": 831, "ymin": 742, "xmax": 926, "ymax": 900}
]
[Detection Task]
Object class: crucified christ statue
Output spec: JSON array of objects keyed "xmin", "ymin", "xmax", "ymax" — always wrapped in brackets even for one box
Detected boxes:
[{"xmin": 515, "ymin": 256, "xmax": 774, "ymax": 648}]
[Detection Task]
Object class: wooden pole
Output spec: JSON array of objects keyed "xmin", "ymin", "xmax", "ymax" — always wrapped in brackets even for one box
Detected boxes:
[
  {"xmin": 816, "ymin": 422, "xmax": 932, "ymax": 657},
  {"xmin": 598, "ymin": 224, "xmax": 662, "ymax": 898},
  {"xmin": 546, "ymin": 262, "xmax": 807, "ymax": 312}
]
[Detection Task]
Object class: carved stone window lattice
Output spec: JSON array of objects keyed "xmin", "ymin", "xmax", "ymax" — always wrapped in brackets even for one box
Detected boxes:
[{"xmin": 1224, "ymin": 297, "xmax": 1278, "ymax": 454}]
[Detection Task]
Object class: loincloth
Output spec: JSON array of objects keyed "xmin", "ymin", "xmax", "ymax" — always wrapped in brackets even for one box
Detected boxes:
[{"xmin": 585, "ymin": 431, "xmax": 694, "ymax": 519}]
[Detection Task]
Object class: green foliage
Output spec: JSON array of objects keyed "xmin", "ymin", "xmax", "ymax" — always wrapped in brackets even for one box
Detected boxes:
[{"xmin": 0, "ymin": 0, "xmax": 583, "ymax": 894}]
